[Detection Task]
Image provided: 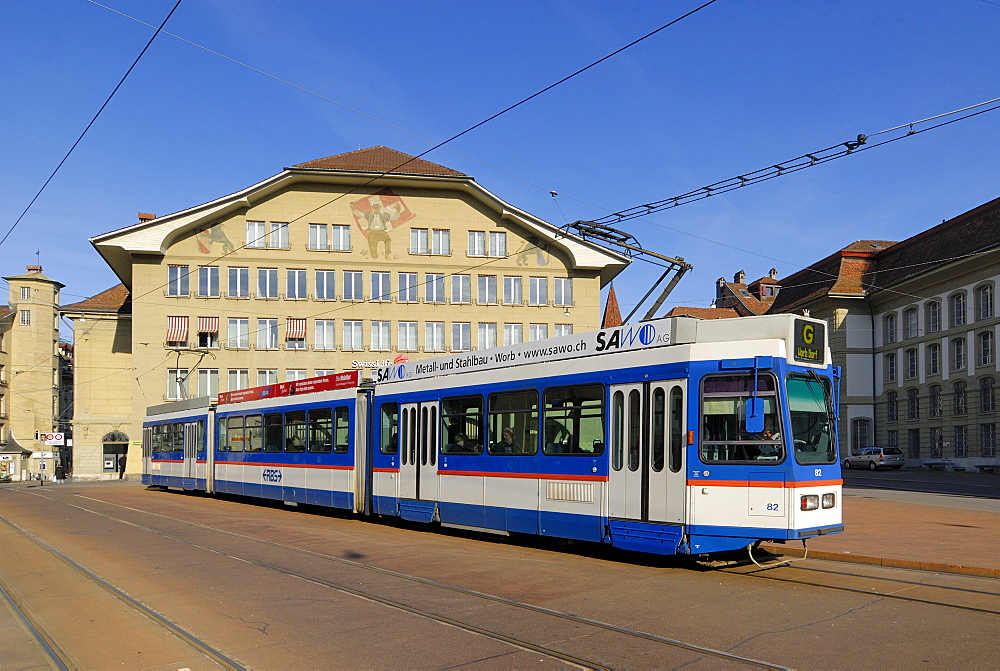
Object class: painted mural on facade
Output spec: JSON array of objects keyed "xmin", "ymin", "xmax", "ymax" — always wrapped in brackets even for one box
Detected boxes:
[{"xmin": 350, "ymin": 189, "xmax": 414, "ymax": 260}]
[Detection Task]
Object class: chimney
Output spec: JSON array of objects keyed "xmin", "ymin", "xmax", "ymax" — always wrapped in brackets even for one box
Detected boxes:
[
  {"xmin": 138, "ymin": 213, "xmax": 157, "ymax": 223},
  {"xmin": 734, "ymin": 270, "xmax": 746, "ymax": 285},
  {"xmin": 26, "ymin": 265, "xmax": 42, "ymax": 274},
  {"xmin": 769, "ymin": 268, "xmax": 778, "ymax": 279}
]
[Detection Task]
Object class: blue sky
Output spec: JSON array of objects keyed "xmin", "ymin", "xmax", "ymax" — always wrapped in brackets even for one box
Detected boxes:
[{"xmin": 2, "ymin": 0, "xmax": 998, "ymax": 327}]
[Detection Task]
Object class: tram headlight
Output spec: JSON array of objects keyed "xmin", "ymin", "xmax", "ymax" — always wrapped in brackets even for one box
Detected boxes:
[
  {"xmin": 800, "ymin": 494, "xmax": 819, "ymax": 511},
  {"xmin": 822, "ymin": 492, "xmax": 836, "ymax": 509}
]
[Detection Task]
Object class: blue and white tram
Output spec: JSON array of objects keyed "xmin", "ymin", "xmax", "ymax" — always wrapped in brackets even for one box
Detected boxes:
[{"xmin": 143, "ymin": 313, "xmax": 843, "ymax": 557}]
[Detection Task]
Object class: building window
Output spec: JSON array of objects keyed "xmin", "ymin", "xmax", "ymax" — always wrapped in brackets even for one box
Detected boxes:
[
  {"xmin": 246, "ymin": 221, "xmax": 266, "ymax": 248},
  {"xmin": 398, "ymin": 273, "xmax": 418, "ymax": 303},
  {"xmin": 926, "ymin": 301, "xmax": 941, "ymax": 333},
  {"xmin": 982, "ymin": 377, "xmax": 996, "ymax": 414},
  {"xmin": 954, "ymin": 425, "xmax": 968, "ymax": 458},
  {"xmin": 269, "ymin": 223, "xmax": 289, "ymax": 249},
  {"xmin": 18, "ymin": 310, "xmax": 30, "ymax": 326},
  {"xmin": 529, "ymin": 323, "xmax": 548, "ymax": 341},
  {"xmin": 286, "ymin": 369, "xmax": 307, "ymax": 382},
  {"xmin": 371, "ymin": 321, "xmax": 391, "ymax": 351},
  {"xmin": 887, "ymin": 429, "xmax": 898, "ymax": 449},
  {"xmin": 554, "ymin": 324, "xmax": 573, "ymax": 337},
  {"xmin": 228, "ymin": 267, "xmax": 249, "ymax": 298},
  {"xmin": 886, "ymin": 353, "xmax": 897, "ymax": 382},
  {"xmin": 425, "ymin": 322, "xmax": 445, "ymax": 352},
  {"xmin": 343, "ymin": 271, "xmax": 363, "ymax": 301},
  {"xmin": 398, "ymin": 321, "xmax": 418, "ymax": 351},
  {"xmin": 197, "ymin": 266, "xmax": 219, "ymax": 297},
  {"xmin": 554, "ymin": 278, "xmax": 573, "ymax": 307},
  {"xmin": 315, "ymin": 370, "xmax": 337, "ymax": 377},
  {"xmin": 907, "ymin": 428, "xmax": 920, "ymax": 459},
  {"xmin": 343, "ymin": 321, "xmax": 364, "ymax": 351},
  {"xmin": 227, "ymin": 318, "xmax": 249, "ymax": 349},
  {"xmin": 907, "ymin": 388, "xmax": 920, "ymax": 419},
  {"xmin": 197, "ymin": 369, "xmax": 219, "ymax": 398},
  {"xmin": 489, "ymin": 232, "xmax": 506, "ymax": 257},
  {"xmin": 314, "ymin": 320, "xmax": 336, "ymax": 350},
  {"xmin": 197, "ymin": 317, "xmax": 220, "ymax": 349},
  {"xmin": 257, "ymin": 268, "xmax": 279, "ymax": 299},
  {"xmin": 905, "ymin": 349, "xmax": 918, "ymax": 379},
  {"xmin": 331, "ymin": 225, "xmax": 350, "ymax": 251},
  {"xmin": 19, "ymin": 286, "xmax": 30, "ymax": 300},
  {"xmin": 285, "ymin": 318, "xmax": 306, "ymax": 349},
  {"xmin": 468, "ymin": 231, "xmax": 486, "ymax": 256},
  {"xmin": 425, "ymin": 274, "xmax": 445, "ymax": 303},
  {"xmin": 452, "ymin": 322, "xmax": 471, "ymax": 352},
  {"xmin": 166, "ymin": 316, "xmax": 189, "ymax": 347},
  {"xmin": 884, "ymin": 314, "xmax": 897, "ymax": 344},
  {"xmin": 451, "ymin": 275, "xmax": 471, "ymax": 304},
  {"xmin": 504, "ymin": 323, "xmax": 523, "ymax": 346},
  {"xmin": 952, "ymin": 337, "xmax": 966, "ymax": 371},
  {"xmin": 904, "ymin": 308, "xmax": 918, "ymax": 339},
  {"xmin": 477, "ymin": 275, "xmax": 497, "ymax": 305},
  {"xmin": 410, "ymin": 228, "xmax": 429, "ymax": 254},
  {"xmin": 977, "ymin": 284, "xmax": 994, "ymax": 320},
  {"xmin": 980, "ymin": 331, "xmax": 995, "ymax": 367},
  {"xmin": 257, "ymin": 369, "xmax": 278, "ymax": 387},
  {"xmin": 529, "ymin": 277, "xmax": 548, "ymax": 306},
  {"xmin": 951, "ymin": 292, "xmax": 967, "ymax": 327},
  {"xmin": 431, "ymin": 229, "xmax": 450, "ymax": 255},
  {"xmin": 316, "ymin": 270, "xmax": 336, "ymax": 300},
  {"xmin": 167, "ymin": 369, "xmax": 188, "ymax": 400},
  {"xmin": 307, "ymin": 224, "xmax": 348, "ymax": 251},
  {"xmin": 929, "ymin": 385, "xmax": 942, "ymax": 417},
  {"xmin": 851, "ymin": 417, "xmax": 871, "ymax": 451},
  {"xmin": 886, "ymin": 391, "xmax": 898, "ymax": 422},
  {"xmin": 503, "ymin": 276, "xmax": 522, "ymax": 306},
  {"xmin": 954, "ymin": 381, "xmax": 968, "ymax": 415},
  {"xmin": 257, "ymin": 318, "xmax": 278, "ymax": 349},
  {"xmin": 930, "ymin": 427, "xmax": 944, "ymax": 458},
  {"xmin": 371, "ymin": 272, "xmax": 391, "ymax": 302},
  {"xmin": 167, "ymin": 265, "xmax": 189, "ymax": 297},
  {"xmin": 928, "ymin": 343, "xmax": 941, "ymax": 375},
  {"xmin": 982, "ymin": 424, "xmax": 997, "ymax": 457},
  {"xmin": 477, "ymin": 323, "xmax": 497, "ymax": 350},
  {"xmin": 284, "ymin": 269, "xmax": 306, "ymax": 300},
  {"xmin": 308, "ymin": 224, "xmax": 327, "ymax": 251},
  {"xmin": 246, "ymin": 221, "xmax": 288, "ymax": 249},
  {"xmin": 227, "ymin": 369, "xmax": 249, "ymax": 391}
]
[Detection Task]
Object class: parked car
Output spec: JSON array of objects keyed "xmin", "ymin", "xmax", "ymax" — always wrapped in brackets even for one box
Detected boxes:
[{"xmin": 844, "ymin": 446, "xmax": 905, "ymax": 470}]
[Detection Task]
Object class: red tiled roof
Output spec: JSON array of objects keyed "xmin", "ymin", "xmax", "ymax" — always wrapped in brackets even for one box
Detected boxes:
[
  {"xmin": 665, "ymin": 307, "xmax": 740, "ymax": 320},
  {"xmin": 602, "ymin": 285, "xmax": 623, "ymax": 328},
  {"xmin": 61, "ymin": 284, "xmax": 131, "ymax": 314},
  {"xmin": 292, "ymin": 146, "xmax": 466, "ymax": 177}
]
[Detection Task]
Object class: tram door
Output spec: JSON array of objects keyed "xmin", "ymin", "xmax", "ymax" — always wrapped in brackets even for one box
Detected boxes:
[
  {"xmin": 609, "ymin": 380, "xmax": 687, "ymax": 523},
  {"xmin": 398, "ymin": 402, "xmax": 439, "ymax": 501},
  {"xmin": 182, "ymin": 421, "xmax": 199, "ymax": 488}
]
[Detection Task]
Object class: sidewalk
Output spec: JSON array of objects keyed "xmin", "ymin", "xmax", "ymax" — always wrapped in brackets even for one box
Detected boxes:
[{"xmin": 765, "ymin": 487, "xmax": 1000, "ymax": 577}]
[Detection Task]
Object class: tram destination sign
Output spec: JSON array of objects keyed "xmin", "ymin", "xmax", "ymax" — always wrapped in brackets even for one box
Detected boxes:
[
  {"xmin": 376, "ymin": 318, "xmax": 697, "ymax": 384},
  {"xmin": 792, "ymin": 318, "xmax": 825, "ymax": 364}
]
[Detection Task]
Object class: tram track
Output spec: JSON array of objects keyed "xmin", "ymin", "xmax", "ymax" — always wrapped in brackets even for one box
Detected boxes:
[
  {"xmin": 0, "ymin": 574, "xmax": 70, "ymax": 671},
  {"xmin": 720, "ymin": 559, "xmax": 1000, "ymax": 617},
  {"xmin": 17, "ymin": 488, "xmax": 789, "ymax": 670}
]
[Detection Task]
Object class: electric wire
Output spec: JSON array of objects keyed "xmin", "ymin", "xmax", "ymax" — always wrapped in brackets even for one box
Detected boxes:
[{"xmin": 0, "ymin": 0, "xmax": 185, "ymax": 250}]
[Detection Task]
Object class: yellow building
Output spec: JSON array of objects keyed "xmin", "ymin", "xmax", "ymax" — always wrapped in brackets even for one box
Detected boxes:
[
  {"xmin": 0, "ymin": 265, "xmax": 64, "ymax": 480},
  {"xmin": 67, "ymin": 147, "xmax": 629, "ymax": 478}
]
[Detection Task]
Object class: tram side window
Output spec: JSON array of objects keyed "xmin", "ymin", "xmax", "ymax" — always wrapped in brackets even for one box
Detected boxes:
[
  {"xmin": 227, "ymin": 416, "xmax": 245, "ymax": 452},
  {"xmin": 244, "ymin": 415, "xmax": 262, "ymax": 453},
  {"xmin": 150, "ymin": 424, "xmax": 162, "ymax": 453},
  {"xmin": 334, "ymin": 407, "xmax": 350, "ymax": 454},
  {"xmin": 700, "ymin": 375, "xmax": 783, "ymax": 463},
  {"xmin": 263, "ymin": 413, "xmax": 283, "ymax": 452},
  {"xmin": 217, "ymin": 418, "xmax": 227, "ymax": 452},
  {"xmin": 380, "ymin": 403, "xmax": 398, "ymax": 454},
  {"xmin": 441, "ymin": 396, "xmax": 483, "ymax": 454},
  {"xmin": 197, "ymin": 420, "xmax": 206, "ymax": 454},
  {"xmin": 488, "ymin": 390, "xmax": 538, "ymax": 455},
  {"xmin": 543, "ymin": 384, "xmax": 604, "ymax": 456},
  {"xmin": 308, "ymin": 408, "xmax": 333, "ymax": 453},
  {"xmin": 669, "ymin": 387, "xmax": 684, "ymax": 472},
  {"xmin": 284, "ymin": 410, "xmax": 306, "ymax": 452}
]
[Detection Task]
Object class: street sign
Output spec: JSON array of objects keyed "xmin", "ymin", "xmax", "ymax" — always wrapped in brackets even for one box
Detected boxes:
[{"xmin": 41, "ymin": 433, "xmax": 65, "ymax": 446}]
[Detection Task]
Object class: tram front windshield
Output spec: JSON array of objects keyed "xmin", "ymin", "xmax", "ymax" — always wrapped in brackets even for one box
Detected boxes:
[{"xmin": 787, "ymin": 375, "xmax": 836, "ymax": 465}]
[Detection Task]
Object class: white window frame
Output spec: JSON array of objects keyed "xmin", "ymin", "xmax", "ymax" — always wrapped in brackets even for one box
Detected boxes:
[
  {"xmin": 488, "ymin": 231, "xmax": 506, "ymax": 257},
  {"xmin": 452, "ymin": 322, "xmax": 472, "ymax": 352},
  {"xmin": 431, "ymin": 229, "xmax": 450, "ymax": 255},
  {"xmin": 257, "ymin": 268, "xmax": 279, "ymax": 299},
  {"xmin": 18, "ymin": 310, "xmax": 30, "ymax": 326},
  {"xmin": 197, "ymin": 368, "xmax": 219, "ymax": 398},
  {"xmin": 529, "ymin": 323, "xmax": 548, "ymax": 341},
  {"xmin": 228, "ymin": 318, "xmax": 249, "ymax": 349},
  {"xmin": 314, "ymin": 320, "xmax": 336, "ymax": 350},
  {"xmin": 343, "ymin": 320, "xmax": 364, "ymax": 351},
  {"xmin": 257, "ymin": 318, "xmax": 279, "ymax": 350},
  {"xmin": 504, "ymin": 323, "xmax": 523, "ymax": 346},
  {"xmin": 167, "ymin": 369, "xmax": 189, "ymax": 400},
  {"xmin": 198, "ymin": 266, "xmax": 219, "ymax": 298},
  {"xmin": 246, "ymin": 220, "xmax": 266, "ymax": 248},
  {"xmin": 315, "ymin": 270, "xmax": 336, "ymax": 300},
  {"xmin": 477, "ymin": 275, "xmax": 497, "ymax": 305},
  {"xmin": 371, "ymin": 272, "xmax": 391, "ymax": 302},
  {"xmin": 228, "ymin": 267, "xmax": 249, "ymax": 298},
  {"xmin": 19, "ymin": 286, "xmax": 30, "ymax": 300},
  {"xmin": 477, "ymin": 323, "xmax": 497, "ymax": 350},
  {"xmin": 227, "ymin": 369, "xmax": 249, "ymax": 391},
  {"xmin": 257, "ymin": 369, "xmax": 278, "ymax": 387},
  {"xmin": 268, "ymin": 222, "xmax": 289, "ymax": 249},
  {"xmin": 410, "ymin": 228, "xmax": 429, "ymax": 254},
  {"xmin": 371, "ymin": 321, "xmax": 391, "ymax": 351},
  {"xmin": 452, "ymin": 275, "xmax": 471, "ymax": 304},
  {"xmin": 503, "ymin": 276, "xmax": 522, "ymax": 306},
  {"xmin": 398, "ymin": 321, "xmax": 418, "ymax": 351},
  {"xmin": 331, "ymin": 224, "xmax": 351, "ymax": 251},
  {"xmin": 554, "ymin": 323, "xmax": 573, "ymax": 337},
  {"xmin": 425, "ymin": 274, "xmax": 445, "ymax": 303},
  {"xmin": 425, "ymin": 322, "xmax": 445, "ymax": 352},
  {"xmin": 286, "ymin": 269, "xmax": 307, "ymax": 300},
  {"xmin": 529, "ymin": 277, "xmax": 547, "ymax": 306},
  {"xmin": 398, "ymin": 273, "xmax": 418, "ymax": 303},
  {"xmin": 167, "ymin": 265, "xmax": 189, "ymax": 297},
  {"xmin": 343, "ymin": 271, "xmax": 363, "ymax": 301},
  {"xmin": 308, "ymin": 223, "xmax": 328, "ymax": 251},
  {"xmin": 285, "ymin": 369, "xmax": 308, "ymax": 382},
  {"xmin": 554, "ymin": 278, "xmax": 573, "ymax": 307},
  {"xmin": 468, "ymin": 231, "xmax": 486, "ymax": 257}
]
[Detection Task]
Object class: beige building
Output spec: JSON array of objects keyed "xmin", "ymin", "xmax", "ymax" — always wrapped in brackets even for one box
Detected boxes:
[
  {"xmin": 0, "ymin": 265, "xmax": 65, "ymax": 480},
  {"xmin": 67, "ymin": 146, "xmax": 629, "ymax": 478}
]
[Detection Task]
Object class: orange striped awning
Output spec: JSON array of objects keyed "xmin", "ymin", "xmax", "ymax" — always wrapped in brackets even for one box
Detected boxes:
[
  {"xmin": 198, "ymin": 316, "xmax": 219, "ymax": 333},
  {"xmin": 286, "ymin": 318, "xmax": 306, "ymax": 340},
  {"xmin": 166, "ymin": 316, "xmax": 189, "ymax": 342}
]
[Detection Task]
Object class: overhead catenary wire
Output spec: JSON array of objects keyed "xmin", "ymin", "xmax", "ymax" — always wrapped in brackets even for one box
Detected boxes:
[{"xmin": 0, "ymin": 0, "xmax": 185, "ymax": 250}]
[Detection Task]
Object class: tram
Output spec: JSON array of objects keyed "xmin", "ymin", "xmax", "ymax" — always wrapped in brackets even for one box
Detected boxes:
[{"xmin": 143, "ymin": 314, "xmax": 843, "ymax": 557}]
